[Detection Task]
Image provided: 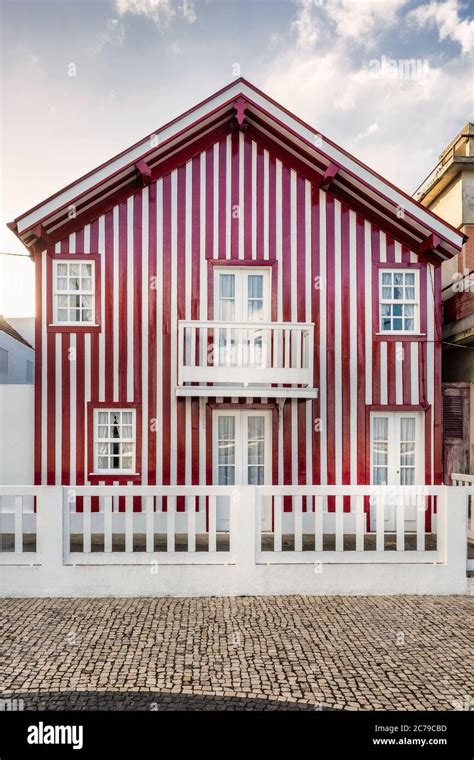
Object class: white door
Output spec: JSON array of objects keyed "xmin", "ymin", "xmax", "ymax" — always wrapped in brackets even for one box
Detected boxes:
[
  {"xmin": 214, "ymin": 268, "xmax": 271, "ymax": 376},
  {"xmin": 370, "ymin": 412, "xmax": 424, "ymax": 531},
  {"xmin": 213, "ymin": 409, "xmax": 272, "ymax": 530}
]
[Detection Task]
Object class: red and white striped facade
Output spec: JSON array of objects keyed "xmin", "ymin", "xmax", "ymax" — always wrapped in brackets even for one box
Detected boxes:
[{"xmin": 10, "ymin": 81, "xmax": 462, "ymax": 503}]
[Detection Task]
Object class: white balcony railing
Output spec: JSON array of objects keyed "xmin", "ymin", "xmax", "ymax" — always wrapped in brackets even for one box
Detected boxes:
[{"xmin": 178, "ymin": 320, "xmax": 314, "ymax": 387}]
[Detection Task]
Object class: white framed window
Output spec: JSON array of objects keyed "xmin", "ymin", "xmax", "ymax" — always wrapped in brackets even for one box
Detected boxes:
[
  {"xmin": 93, "ymin": 408, "xmax": 136, "ymax": 474},
  {"xmin": 53, "ymin": 260, "xmax": 95, "ymax": 324},
  {"xmin": 0, "ymin": 348, "xmax": 8, "ymax": 375},
  {"xmin": 370, "ymin": 411, "xmax": 423, "ymax": 486},
  {"xmin": 379, "ymin": 269, "xmax": 419, "ymax": 334}
]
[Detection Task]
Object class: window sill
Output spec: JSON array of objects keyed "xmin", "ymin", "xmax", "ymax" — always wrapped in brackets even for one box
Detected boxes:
[
  {"xmin": 48, "ymin": 323, "xmax": 101, "ymax": 333},
  {"xmin": 374, "ymin": 332, "xmax": 426, "ymax": 341}
]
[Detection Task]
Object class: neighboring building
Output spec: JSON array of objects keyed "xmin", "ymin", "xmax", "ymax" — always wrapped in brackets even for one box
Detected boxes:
[
  {"xmin": 0, "ymin": 315, "xmax": 34, "ymax": 384},
  {"xmin": 7, "ymin": 79, "xmax": 463, "ymax": 530},
  {"xmin": 7, "ymin": 317, "xmax": 35, "ymax": 349},
  {"xmin": 414, "ymin": 124, "xmax": 474, "ymax": 479}
]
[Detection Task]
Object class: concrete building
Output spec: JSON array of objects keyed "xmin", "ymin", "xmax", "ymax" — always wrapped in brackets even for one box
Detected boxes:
[{"xmin": 415, "ymin": 123, "xmax": 474, "ymax": 478}]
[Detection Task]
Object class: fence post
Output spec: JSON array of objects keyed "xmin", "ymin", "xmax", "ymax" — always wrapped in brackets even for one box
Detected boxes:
[
  {"xmin": 37, "ymin": 486, "xmax": 64, "ymax": 570},
  {"xmin": 230, "ymin": 486, "xmax": 257, "ymax": 570},
  {"xmin": 438, "ymin": 486, "xmax": 467, "ymax": 575}
]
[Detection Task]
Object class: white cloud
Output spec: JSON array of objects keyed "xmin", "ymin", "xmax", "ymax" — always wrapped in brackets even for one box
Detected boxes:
[
  {"xmin": 263, "ymin": 3, "xmax": 472, "ymax": 192},
  {"xmin": 115, "ymin": 0, "xmax": 196, "ymax": 28},
  {"xmin": 292, "ymin": 0, "xmax": 409, "ymax": 51},
  {"xmin": 408, "ymin": 0, "xmax": 474, "ymax": 55}
]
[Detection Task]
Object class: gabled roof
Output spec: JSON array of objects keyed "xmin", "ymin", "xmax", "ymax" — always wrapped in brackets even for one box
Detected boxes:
[
  {"xmin": 8, "ymin": 78, "xmax": 464, "ymax": 263},
  {"xmin": 0, "ymin": 315, "xmax": 34, "ymax": 349}
]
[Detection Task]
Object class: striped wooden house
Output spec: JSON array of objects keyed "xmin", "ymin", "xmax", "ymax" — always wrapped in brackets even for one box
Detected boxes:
[{"xmin": 8, "ymin": 79, "xmax": 464, "ymax": 531}]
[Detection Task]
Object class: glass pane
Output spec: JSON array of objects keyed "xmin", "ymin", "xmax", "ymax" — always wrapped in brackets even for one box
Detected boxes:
[
  {"xmin": 70, "ymin": 264, "xmax": 80, "ymax": 277},
  {"xmin": 248, "ymin": 465, "xmax": 264, "ymax": 485},
  {"xmin": 393, "ymin": 273, "xmax": 403, "ymax": 286},
  {"xmin": 121, "ymin": 456, "xmax": 133, "ymax": 469},
  {"xmin": 57, "ymin": 278, "xmax": 68, "ymax": 290},
  {"xmin": 248, "ymin": 416, "xmax": 264, "ymax": 439},
  {"xmin": 57, "ymin": 264, "xmax": 67, "ymax": 276},
  {"xmin": 218, "ymin": 465, "xmax": 234, "ymax": 485},
  {"xmin": 248, "ymin": 275, "xmax": 263, "ymax": 299},
  {"xmin": 98, "ymin": 456, "xmax": 108, "ymax": 469},
  {"xmin": 405, "ymin": 304, "xmax": 414, "ymax": 316},
  {"xmin": 381, "ymin": 304, "xmax": 391, "ymax": 316},
  {"xmin": 405, "ymin": 288, "xmax": 415, "ymax": 300},
  {"xmin": 81, "ymin": 264, "xmax": 92, "ymax": 276},
  {"xmin": 382, "ymin": 319, "xmax": 391, "ymax": 331},
  {"xmin": 218, "ymin": 441, "xmax": 235, "ymax": 465},
  {"xmin": 372, "ymin": 417, "xmax": 388, "ymax": 441},
  {"xmin": 382, "ymin": 287, "xmax": 391, "ymax": 299},
  {"xmin": 122, "ymin": 426, "xmax": 133, "ymax": 439},
  {"xmin": 400, "ymin": 443, "xmax": 415, "ymax": 466},
  {"xmin": 218, "ymin": 416, "xmax": 235, "ymax": 439},
  {"xmin": 400, "ymin": 468, "xmax": 414, "ymax": 485},
  {"xmin": 82, "ymin": 278, "xmax": 92, "ymax": 290},
  {"xmin": 83, "ymin": 309, "xmax": 93, "ymax": 322},
  {"xmin": 382, "ymin": 272, "xmax": 392, "ymax": 285},
  {"xmin": 248, "ymin": 440, "xmax": 264, "ymax": 465},
  {"xmin": 97, "ymin": 443, "xmax": 108, "ymax": 455},
  {"xmin": 70, "ymin": 278, "xmax": 80, "ymax": 291},
  {"xmin": 219, "ymin": 299, "xmax": 235, "ymax": 321},
  {"xmin": 405, "ymin": 273, "xmax": 415, "ymax": 285},
  {"xmin": 373, "ymin": 443, "xmax": 388, "ymax": 466},
  {"xmin": 248, "ymin": 300, "xmax": 263, "ymax": 321},
  {"xmin": 219, "ymin": 274, "xmax": 235, "ymax": 299},
  {"xmin": 98, "ymin": 427, "xmax": 108, "ymax": 439},
  {"xmin": 98, "ymin": 412, "xmax": 108, "ymax": 424},
  {"xmin": 393, "ymin": 287, "xmax": 403, "ymax": 299},
  {"xmin": 58, "ymin": 295, "xmax": 68, "ymax": 307},
  {"xmin": 121, "ymin": 443, "xmax": 133, "ymax": 454},
  {"xmin": 122, "ymin": 412, "xmax": 133, "ymax": 424},
  {"xmin": 393, "ymin": 318, "xmax": 402, "ymax": 330},
  {"xmin": 404, "ymin": 319, "xmax": 414, "ymax": 331},
  {"xmin": 393, "ymin": 304, "xmax": 402, "ymax": 316},
  {"xmin": 400, "ymin": 417, "xmax": 415, "ymax": 442},
  {"xmin": 373, "ymin": 467, "xmax": 388, "ymax": 485}
]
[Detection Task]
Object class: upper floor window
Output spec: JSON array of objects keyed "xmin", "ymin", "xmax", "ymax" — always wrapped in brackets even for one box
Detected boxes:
[
  {"xmin": 215, "ymin": 267, "xmax": 271, "ymax": 322},
  {"xmin": 379, "ymin": 269, "xmax": 419, "ymax": 334},
  {"xmin": 53, "ymin": 260, "xmax": 95, "ymax": 325},
  {"xmin": 0, "ymin": 348, "xmax": 8, "ymax": 375},
  {"xmin": 93, "ymin": 408, "xmax": 136, "ymax": 474}
]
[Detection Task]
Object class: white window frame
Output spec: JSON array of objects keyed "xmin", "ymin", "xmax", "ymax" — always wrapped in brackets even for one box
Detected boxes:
[
  {"xmin": 93, "ymin": 408, "xmax": 137, "ymax": 475},
  {"xmin": 213, "ymin": 267, "xmax": 271, "ymax": 322},
  {"xmin": 370, "ymin": 411, "xmax": 424, "ymax": 486},
  {"xmin": 379, "ymin": 268, "xmax": 420, "ymax": 335},
  {"xmin": 53, "ymin": 259, "xmax": 96, "ymax": 326}
]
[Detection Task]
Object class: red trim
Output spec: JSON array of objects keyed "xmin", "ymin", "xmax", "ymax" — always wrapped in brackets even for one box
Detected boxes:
[
  {"xmin": 206, "ymin": 257, "xmax": 277, "ymax": 267},
  {"xmin": 87, "ymin": 401, "xmax": 142, "ymax": 484},
  {"xmin": 367, "ymin": 403, "xmax": 431, "ymax": 412},
  {"xmin": 46, "ymin": 252, "xmax": 101, "ymax": 333}
]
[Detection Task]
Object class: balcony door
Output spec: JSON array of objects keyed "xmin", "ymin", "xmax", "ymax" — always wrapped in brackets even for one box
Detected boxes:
[
  {"xmin": 213, "ymin": 409, "xmax": 272, "ymax": 530},
  {"xmin": 214, "ymin": 267, "xmax": 271, "ymax": 374},
  {"xmin": 370, "ymin": 411, "xmax": 424, "ymax": 531}
]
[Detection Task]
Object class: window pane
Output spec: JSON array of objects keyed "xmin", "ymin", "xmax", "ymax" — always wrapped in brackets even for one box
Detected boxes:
[
  {"xmin": 98, "ymin": 427, "xmax": 108, "ymax": 439},
  {"xmin": 218, "ymin": 465, "xmax": 234, "ymax": 485},
  {"xmin": 98, "ymin": 412, "xmax": 108, "ymax": 424},
  {"xmin": 381, "ymin": 304, "xmax": 391, "ymax": 317},
  {"xmin": 400, "ymin": 417, "xmax": 415, "ymax": 441},
  {"xmin": 393, "ymin": 273, "xmax": 403, "ymax": 286},
  {"xmin": 70, "ymin": 278, "xmax": 80, "ymax": 291},
  {"xmin": 121, "ymin": 443, "xmax": 133, "ymax": 455},
  {"xmin": 400, "ymin": 468, "xmax": 414, "ymax": 485},
  {"xmin": 57, "ymin": 264, "xmax": 67, "ymax": 276},
  {"xmin": 122, "ymin": 412, "xmax": 133, "ymax": 424},
  {"xmin": 382, "ymin": 319, "xmax": 391, "ymax": 331},
  {"xmin": 248, "ymin": 300, "xmax": 263, "ymax": 321},
  {"xmin": 382, "ymin": 272, "xmax": 392, "ymax": 285},
  {"xmin": 393, "ymin": 318, "xmax": 402, "ymax": 330},
  {"xmin": 218, "ymin": 416, "xmax": 235, "ymax": 439},
  {"xmin": 373, "ymin": 417, "xmax": 388, "ymax": 441},
  {"xmin": 57, "ymin": 309, "xmax": 68, "ymax": 322},
  {"xmin": 404, "ymin": 319, "xmax": 414, "ymax": 331},
  {"xmin": 82, "ymin": 278, "xmax": 92, "ymax": 290},
  {"xmin": 393, "ymin": 287, "xmax": 403, "ymax": 299},
  {"xmin": 98, "ymin": 457, "xmax": 108, "ymax": 469},
  {"xmin": 57, "ymin": 278, "xmax": 68, "ymax": 290},
  {"xmin": 70, "ymin": 264, "xmax": 80, "ymax": 277},
  {"xmin": 382, "ymin": 287, "xmax": 391, "ymax": 299},
  {"xmin": 405, "ymin": 287, "xmax": 415, "ymax": 299},
  {"xmin": 121, "ymin": 456, "xmax": 133, "ymax": 469},
  {"xmin": 219, "ymin": 274, "xmax": 235, "ymax": 298},
  {"xmin": 405, "ymin": 273, "xmax": 415, "ymax": 285},
  {"xmin": 248, "ymin": 275, "xmax": 263, "ymax": 299},
  {"xmin": 248, "ymin": 465, "xmax": 264, "ymax": 485},
  {"xmin": 219, "ymin": 299, "xmax": 235, "ymax": 321},
  {"xmin": 393, "ymin": 304, "xmax": 402, "ymax": 316},
  {"xmin": 122, "ymin": 425, "xmax": 133, "ymax": 439},
  {"xmin": 373, "ymin": 467, "xmax": 388, "ymax": 485},
  {"xmin": 81, "ymin": 264, "xmax": 92, "ymax": 276}
]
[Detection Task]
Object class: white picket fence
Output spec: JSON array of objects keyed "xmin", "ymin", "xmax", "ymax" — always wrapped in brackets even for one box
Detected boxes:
[
  {"xmin": 452, "ymin": 473, "xmax": 474, "ymax": 571},
  {"xmin": 0, "ymin": 484, "xmax": 469, "ymax": 597}
]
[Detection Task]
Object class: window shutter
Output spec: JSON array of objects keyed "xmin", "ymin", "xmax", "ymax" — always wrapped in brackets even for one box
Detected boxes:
[{"xmin": 443, "ymin": 395, "xmax": 464, "ymax": 439}]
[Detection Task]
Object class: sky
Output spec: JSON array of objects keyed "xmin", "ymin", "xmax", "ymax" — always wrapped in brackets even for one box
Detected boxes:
[{"xmin": 0, "ymin": 0, "xmax": 473, "ymax": 317}]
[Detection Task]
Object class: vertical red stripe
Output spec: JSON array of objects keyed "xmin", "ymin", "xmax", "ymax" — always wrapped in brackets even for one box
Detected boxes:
[
  {"xmin": 118, "ymin": 201, "xmax": 128, "ymax": 401},
  {"xmin": 325, "ymin": 194, "xmax": 335, "ymax": 501},
  {"xmin": 244, "ymin": 133, "xmax": 252, "ymax": 258},
  {"xmin": 341, "ymin": 206, "xmax": 351, "ymax": 511}
]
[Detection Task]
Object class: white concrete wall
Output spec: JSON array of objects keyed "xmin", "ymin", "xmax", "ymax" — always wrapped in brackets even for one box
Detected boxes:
[
  {"xmin": 0, "ymin": 385, "xmax": 34, "ymax": 484},
  {"xmin": 0, "ymin": 332, "xmax": 34, "ymax": 384}
]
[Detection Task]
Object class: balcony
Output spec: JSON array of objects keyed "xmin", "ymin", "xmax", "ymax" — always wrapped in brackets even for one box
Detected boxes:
[{"xmin": 177, "ymin": 320, "xmax": 317, "ymax": 398}]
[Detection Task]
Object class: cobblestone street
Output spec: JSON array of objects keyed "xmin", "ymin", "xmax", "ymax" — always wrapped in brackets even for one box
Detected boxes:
[{"xmin": 0, "ymin": 596, "xmax": 473, "ymax": 711}]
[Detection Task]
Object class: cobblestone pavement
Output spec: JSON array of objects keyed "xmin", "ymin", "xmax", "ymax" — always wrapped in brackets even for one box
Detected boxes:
[{"xmin": 0, "ymin": 596, "xmax": 473, "ymax": 711}]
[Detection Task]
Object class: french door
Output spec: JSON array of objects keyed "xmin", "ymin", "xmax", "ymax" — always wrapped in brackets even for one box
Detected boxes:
[
  {"xmin": 214, "ymin": 268, "xmax": 271, "ymax": 371},
  {"xmin": 370, "ymin": 411, "xmax": 424, "ymax": 530},
  {"xmin": 213, "ymin": 409, "xmax": 272, "ymax": 530}
]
